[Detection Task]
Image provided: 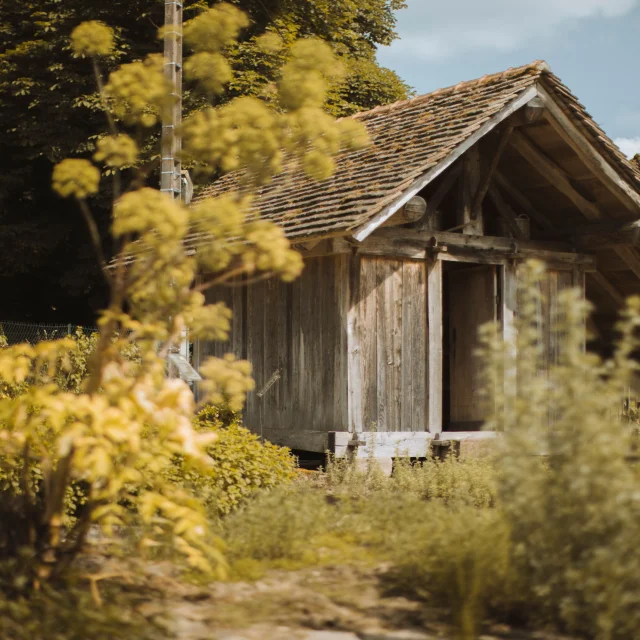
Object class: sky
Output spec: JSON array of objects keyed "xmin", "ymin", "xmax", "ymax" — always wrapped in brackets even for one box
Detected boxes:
[{"xmin": 376, "ymin": 0, "xmax": 640, "ymax": 158}]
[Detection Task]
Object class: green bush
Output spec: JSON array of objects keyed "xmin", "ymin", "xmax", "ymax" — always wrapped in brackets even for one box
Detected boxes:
[
  {"xmin": 388, "ymin": 501, "xmax": 511, "ymax": 640},
  {"xmin": 222, "ymin": 487, "xmax": 332, "ymax": 564},
  {"xmin": 481, "ymin": 262, "xmax": 640, "ymax": 639},
  {"xmin": 325, "ymin": 451, "xmax": 497, "ymax": 508},
  {"xmin": 168, "ymin": 406, "xmax": 298, "ymax": 516},
  {"xmin": 0, "ymin": 582, "xmax": 160, "ymax": 640}
]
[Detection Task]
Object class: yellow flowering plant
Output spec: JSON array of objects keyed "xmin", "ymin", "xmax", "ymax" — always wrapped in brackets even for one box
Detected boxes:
[{"xmin": 0, "ymin": 5, "xmax": 369, "ymax": 589}]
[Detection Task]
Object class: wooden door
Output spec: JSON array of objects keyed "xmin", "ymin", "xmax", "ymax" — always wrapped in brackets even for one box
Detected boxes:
[{"xmin": 448, "ymin": 265, "xmax": 498, "ymax": 429}]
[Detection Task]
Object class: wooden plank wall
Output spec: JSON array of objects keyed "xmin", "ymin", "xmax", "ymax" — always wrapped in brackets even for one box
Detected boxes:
[
  {"xmin": 530, "ymin": 268, "xmax": 580, "ymax": 425},
  {"xmin": 200, "ymin": 256, "xmax": 350, "ymax": 436},
  {"xmin": 356, "ymin": 258, "xmax": 427, "ymax": 432}
]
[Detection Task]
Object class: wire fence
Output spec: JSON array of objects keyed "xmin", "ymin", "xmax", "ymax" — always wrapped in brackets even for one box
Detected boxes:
[{"xmin": 0, "ymin": 321, "xmax": 98, "ymax": 345}]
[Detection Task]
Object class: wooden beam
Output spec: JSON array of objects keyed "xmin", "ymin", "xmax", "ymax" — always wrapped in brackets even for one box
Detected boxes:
[
  {"xmin": 536, "ymin": 85, "xmax": 640, "ymax": 214},
  {"xmin": 510, "ymin": 129, "xmax": 602, "ymax": 221},
  {"xmin": 488, "ymin": 183, "xmax": 527, "ymax": 239},
  {"xmin": 611, "ymin": 245, "xmax": 640, "ymax": 281},
  {"xmin": 509, "ymin": 130, "xmax": 640, "ymax": 283},
  {"xmin": 438, "ymin": 248, "xmax": 595, "ymax": 271},
  {"xmin": 427, "ymin": 258, "xmax": 443, "ymax": 435},
  {"xmin": 351, "ymin": 85, "xmax": 540, "ymax": 242},
  {"xmin": 494, "ymin": 171, "xmax": 556, "ymax": 232},
  {"xmin": 589, "ymin": 272, "xmax": 625, "ymax": 307},
  {"xmin": 459, "ymin": 145, "xmax": 482, "ymax": 234},
  {"xmin": 415, "ymin": 164, "xmax": 462, "ymax": 231},
  {"xmin": 472, "ymin": 124, "xmax": 514, "ymax": 218},
  {"xmin": 371, "ymin": 229, "xmax": 596, "ymax": 269},
  {"xmin": 377, "ymin": 227, "xmax": 577, "ymax": 253}
]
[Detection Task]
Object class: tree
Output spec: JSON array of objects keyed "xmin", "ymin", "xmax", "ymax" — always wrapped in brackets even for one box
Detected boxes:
[
  {"xmin": 0, "ymin": 0, "xmax": 410, "ymax": 323},
  {"xmin": 0, "ymin": 5, "xmax": 369, "ymax": 587}
]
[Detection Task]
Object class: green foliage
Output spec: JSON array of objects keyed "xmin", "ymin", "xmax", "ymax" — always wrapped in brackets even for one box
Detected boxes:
[
  {"xmin": 167, "ymin": 406, "xmax": 297, "ymax": 515},
  {"xmin": 0, "ymin": 0, "xmax": 410, "ymax": 322},
  {"xmin": 388, "ymin": 503, "xmax": 511, "ymax": 640},
  {"xmin": 0, "ymin": 6, "xmax": 360, "ymax": 593},
  {"xmin": 0, "ymin": 581, "xmax": 160, "ymax": 639},
  {"xmin": 480, "ymin": 261, "xmax": 640, "ymax": 639},
  {"xmin": 223, "ymin": 487, "xmax": 331, "ymax": 567},
  {"xmin": 326, "ymin": 453, "xmax": 497, "ymax": 508}
]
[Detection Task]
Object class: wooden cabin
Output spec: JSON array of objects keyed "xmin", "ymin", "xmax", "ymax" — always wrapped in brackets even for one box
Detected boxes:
[{"xmin": 192, "ymin": 61, "xmax": 640, "ymax": 462}]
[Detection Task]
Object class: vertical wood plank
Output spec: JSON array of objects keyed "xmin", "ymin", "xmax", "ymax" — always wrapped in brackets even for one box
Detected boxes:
[
  {"xmin": 401, "ymin": 262, "xmax": 413, "ymax": 431},
  {"xmin": 401, "ymin": 261, "xmax": 428, "ymax": 432},
  {"xmin": 347, "ymin": 255, "xmax": 363, "ymax": 433},
  {"xmin": 376, "ymin": 260, "xmax": 388, "ymax": 431},
  {"xmin": 427, "ymin": 258, "xmax": 443, "ymax": 434},
  {"xmin": 502, "ymin": 263, "xmax": 518, "ymax": 429},
  {"xmin": 360, "ymin": 258, "xmax": 378, "ymax": 431},
  {"xmin": 386, "ymin": 260, "xmax": 403, "ymax": 431}
]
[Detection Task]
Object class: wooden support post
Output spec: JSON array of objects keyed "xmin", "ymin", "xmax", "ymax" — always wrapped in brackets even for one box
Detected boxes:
[
  {"xmin": 427, "ymin": 258, "xmax": 443, "ymax": 434},
  {"xmin": 458, "ymin": 146, "xmax": 483, "ymax": 235}
]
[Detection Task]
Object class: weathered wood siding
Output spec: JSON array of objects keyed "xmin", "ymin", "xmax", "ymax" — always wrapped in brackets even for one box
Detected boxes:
[
  {"xmin": 528, "ymin": 267, "xmax": 584, "ymax": 424},
  {"xmin": 199, "ymin": 255, "xmax": 350, "ymax": 436},
  {"xmin": 353, "ymin": 257, "xmax": 428, "ymax": 432}
]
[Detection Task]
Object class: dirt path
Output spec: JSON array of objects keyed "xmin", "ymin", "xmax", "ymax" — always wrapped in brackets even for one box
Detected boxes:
[{"xmin": 84, "ymin": 553, "xmax": 577, "ymax": 640}]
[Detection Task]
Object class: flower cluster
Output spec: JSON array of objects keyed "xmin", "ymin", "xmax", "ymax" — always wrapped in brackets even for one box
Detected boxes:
[
  {"xmin": 183, "ymin": 3, "xmax": 249, "ymax": 53},
  {"xmin": 70, "ymin": 21, "xmax": 115, "ymax": 58},
  {"xmin": 104, "ymin": 54, "xmax": 172, "ymax": 127},
  {"xmin": 199, "ymin": 354, "xmax": 255, "ymax": 413},
  {"xmin": 181, "ymin": 97, "xmax": 284, "ymax": 183},
  {"xmin": 243, "ymin": 220, "xmax": 304, "ymax": 282},
  {"xmin": 184, "ymin": 52, "xmax": 233, "ymax": 95},
  {"xmin": 113, "ymin": 188, "xmax": 188, "ymax": 241},
  {"xmin": 52, "ymin": 159, "xmax": 100, "ymax": 199},
  {"xmin": 93, "ymin": 134, "xmax": 138, "ymax": 168},
  {"xmin": 279, "ymin": 39, "xmax": 344, "ymax": 111}
]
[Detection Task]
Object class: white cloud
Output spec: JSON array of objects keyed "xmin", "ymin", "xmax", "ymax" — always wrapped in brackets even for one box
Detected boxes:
[
  {"xmin": 380, "ymin": 0, "xmax": 639, "ymax": 61},
  {"xmin": 614, "ymin": 137, "xmax": 640, "ymax": 158}
]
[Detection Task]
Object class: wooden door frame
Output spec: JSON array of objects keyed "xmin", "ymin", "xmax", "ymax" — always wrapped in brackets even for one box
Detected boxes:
[{"xmin": 427, "ymin": 254, "xmax": 515, "ymax": 435}]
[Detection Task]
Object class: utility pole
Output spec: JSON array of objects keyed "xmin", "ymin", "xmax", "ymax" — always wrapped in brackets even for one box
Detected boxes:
[
  {"xmin": 162, "ymin": 1, "xmax": 196, "ymax": 379},
  {"xmin": 161, "ymin": 0, "xmax": 183, "ymax": 200}
]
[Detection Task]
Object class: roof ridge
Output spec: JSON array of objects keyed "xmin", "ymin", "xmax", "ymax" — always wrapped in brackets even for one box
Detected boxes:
[{"xmin": 349, "ymin": 60, "xmax": 549, "ymax": 121}]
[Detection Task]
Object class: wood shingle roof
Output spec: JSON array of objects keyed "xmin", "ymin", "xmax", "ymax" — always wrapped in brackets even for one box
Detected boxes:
[{"xmin": 191, "ymin": 60, "xmax": 640, "ymax": 245}]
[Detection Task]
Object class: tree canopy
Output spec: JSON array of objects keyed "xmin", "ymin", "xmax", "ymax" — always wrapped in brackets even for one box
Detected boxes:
[{"xmin": 0, "ymin": 0, "xmax": 410, "ymax": 323}]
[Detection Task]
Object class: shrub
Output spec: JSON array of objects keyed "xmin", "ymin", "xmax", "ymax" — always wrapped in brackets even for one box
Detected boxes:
[
  {"xmin": 168, "ymin": 406, "xmax": 297, "ymax": 516},
  {"xmin": 388, "ymin": 501, "xmax": 511, "ymax": 640},
  {"xmin": 325, "ymin": 451, "xmax": 497, "ymax": 508},
  {"xmin": 0, "ymin": 5, "xmax": 363, "ymax": 590},
  {"xmin": 0, "ymin": 582, "xmax": 160, "ymax": 640},
  {"xmin": 222, "ymin": 487, "xmax": 331, "ymax": 566},
  {"xmin": 481, "ymin": 261, "xmax": 640, "ymax": 639}
]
